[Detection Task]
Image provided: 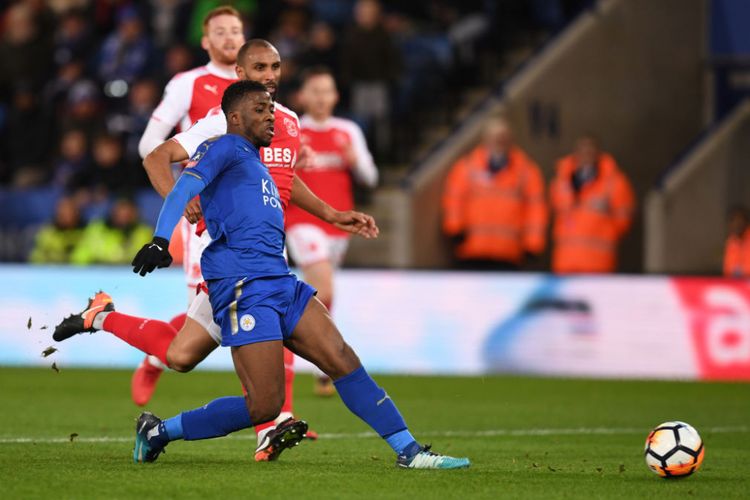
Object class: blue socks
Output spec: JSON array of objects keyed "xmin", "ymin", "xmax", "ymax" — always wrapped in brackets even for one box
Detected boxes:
[
  {"xmin": 151, "ymin": 367, "xmax": 420, "ymax": 458},
  {"xmin": 179, "ymin": 396, "xmax": 252, "ymax": 441},
  {"xmin": 334, "ymin": 366, "xmax": 419, "ymax": 455},
  {"xmin": 149, "ymin": 415, "xmax": 185, "ymax": 449},
  {"xmin": 163, "ymin": 416, "xmax": 183, "ymax": 440}
]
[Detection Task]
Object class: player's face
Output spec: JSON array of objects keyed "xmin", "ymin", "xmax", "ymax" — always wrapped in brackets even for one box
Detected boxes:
[
  {"xmin": 236, "ymin": 47, "xmax": 282, "ymax": 98},
  {"xmin": 202, "ymin": 15, "xmax": 245, "ymax": 66},
  {"xmin": 237, "ymin": 92, "xmax": 275, "ymax": 148},
  {"xmin": 301, "ymin": 74, "xmax": 338, "ymax": 119}
]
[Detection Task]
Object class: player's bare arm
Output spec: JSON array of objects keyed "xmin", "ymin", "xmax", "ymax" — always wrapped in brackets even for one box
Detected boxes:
[
  {"xmin": 290, "ymin": 175, "xmax": 379, "ymax": 239},
  {"xmin": 143, "ymin": 139, "xmax": 203, "ymax": 223}
]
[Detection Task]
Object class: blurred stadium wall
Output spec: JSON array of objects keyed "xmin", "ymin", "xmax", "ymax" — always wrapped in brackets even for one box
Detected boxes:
[
  {"xmin": 357, "ymin": 0, "xmax": 707, "ymax": 271},
  {"xmin": 646, "ymin": 101, "xmax": 750, "ymax": 274}
]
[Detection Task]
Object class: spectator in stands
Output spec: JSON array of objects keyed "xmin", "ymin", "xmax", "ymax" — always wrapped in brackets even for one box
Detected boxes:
[
  {"xmin": 52, "ymin": 9, "xmax": 91, "ymax": 69},
  {"xmin": 549, "ymin": 134, "xmax": 635, "ymax": 273},
  {"xmin": 4, "ymin": 82, "xmax": 52, "ymax": 187},
  {"xmin": 29, "ymin": 196, "xmax": 84, "ymax": 264},
  {"xmin": 159, "ymin": 43, "xmax": 195, "ymax": 87},
  {"xmin": 70, "ymin": 133, "xmax": 128, "ymax": 203},
  {"xmin": 298, "ymin": 22, "xmax": 339, "ymax": 75},
  {"xmin": 95, "ymin": 6, "xmax": 153, "ymax": 85},
  {"xmin": 270, "ymin": 8, "xmax": 309, "ymax": 60},
  {"xmin": 723, "ymin": 206, "xmax": 750, "ymax": 277},
  {"xmin": 442, "ymin": 116, "xmax": 547, "ymax": 270},
  {"xmin": 107, "ymin": 79, "xmax": 160, "ymax": 163},
  {"xmin": 60, "ymin": 80, "xmax": 104, "ymax": 144},
  {"xmin": 340, "ymin": 0, "xmax": 401, "ymax": 157},
  {"xmin": 147, "ymin": 0, "xmax": 192, "ymax": 48},
  {"xmin": 70, "ymin": 197, "xmax": 153, "ymax": 265},
  {"xmin": 43, "ymin": 59, "xmax": 86, "ymax": 115},
  {"xmin": 52, "ymin": 129, "xmax": 89, "ymax": 188},
  {"xmin": 0, "ymin": 2, "xmax": 53, "ymax": 99}
]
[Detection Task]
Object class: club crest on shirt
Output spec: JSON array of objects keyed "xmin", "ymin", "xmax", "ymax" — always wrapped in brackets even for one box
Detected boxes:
[
  {"xmin": 185, "ymin": 138, "xmax": 218, "ymax": 167},
  {"xmin": 283, "ymin": 117, "xmax": 298, "ymax": 137},
  {"xmin": 240, "ymin": 314, "xmax": 256, "ymax": 332}
]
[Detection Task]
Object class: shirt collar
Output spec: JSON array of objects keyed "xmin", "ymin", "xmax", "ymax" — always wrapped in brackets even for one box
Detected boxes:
[{"xmin": 206, "ymin": 61, "xmax": 238, "ymax": 80}]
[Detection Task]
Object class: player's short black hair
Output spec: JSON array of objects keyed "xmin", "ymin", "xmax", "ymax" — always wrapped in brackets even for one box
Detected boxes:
[{"xmin": 221, "ymin": 80, "xmax": 269, "ymax": 115}]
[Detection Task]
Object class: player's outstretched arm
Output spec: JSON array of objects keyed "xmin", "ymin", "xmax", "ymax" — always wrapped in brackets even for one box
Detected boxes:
[
  {"xmin": 143, "ymin": 139, "xmax": 189, "ymax": 197},
  {"xmin": 132, "ymin": 173, "xmax": 206, "ymax": 276},
  {"xmin": 290, "ymin": 175, "xmax": 379, "ymax": 238},
  {"xmin": 143, "ymin": 139, "xmax": 203, "ymax": 223}
]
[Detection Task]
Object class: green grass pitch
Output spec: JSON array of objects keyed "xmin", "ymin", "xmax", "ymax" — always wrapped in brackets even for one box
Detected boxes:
[{"xmin": 0, "ymin": 367, "xmax": 747, "ymax": 499}]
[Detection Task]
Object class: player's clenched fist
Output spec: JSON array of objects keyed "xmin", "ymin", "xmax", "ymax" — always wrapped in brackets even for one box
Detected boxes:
[{"xmin": 132, "ymin": 237, "xmax": 173, "ymax": 276}]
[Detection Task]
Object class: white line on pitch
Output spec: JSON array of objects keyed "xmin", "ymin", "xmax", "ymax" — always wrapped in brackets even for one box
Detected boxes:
[{"xmin": 0, "ymin": 426, "xmax": 746, "ymax": 445}]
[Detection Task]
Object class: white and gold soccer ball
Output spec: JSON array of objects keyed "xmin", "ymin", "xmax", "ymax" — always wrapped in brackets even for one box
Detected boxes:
[{"xmin": 644, "ymin": 421, "xmax": 705, "ymax": 478}]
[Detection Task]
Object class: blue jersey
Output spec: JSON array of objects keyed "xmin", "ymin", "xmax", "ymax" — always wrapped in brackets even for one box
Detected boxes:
[{"xmin": 184, "ymin": 134, "xmax": 289, "ymax": 280}]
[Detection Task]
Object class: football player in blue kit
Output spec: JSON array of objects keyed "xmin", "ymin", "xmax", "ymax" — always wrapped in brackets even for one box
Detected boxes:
[{"xmin": 129, "ymin": 80, "xmax": 470, "ymax": 469}]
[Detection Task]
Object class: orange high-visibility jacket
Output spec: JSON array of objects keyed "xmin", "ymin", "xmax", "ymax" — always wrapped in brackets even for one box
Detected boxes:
[
  {"xmin": 442, "ymin": 145, "xmax": 547, "ymax": 264},
  {"xmin": 723, "ymin": 229, "xmax": 750, "ymax": 277},
  {"xmin": 550, "ymin": 153, "xmax": 635, "ymax": 273}
]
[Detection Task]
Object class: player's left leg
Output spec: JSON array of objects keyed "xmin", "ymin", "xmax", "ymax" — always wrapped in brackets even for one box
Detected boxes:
[
  {"xmin": 300, "ymin": 259, "xmax": 338, "ymax": 396},
  {"xmin": 284, "ymin": 296, "xmax": 470, "ymax": 469},
  {"xmin": 287, "ymin": 224, "xmax": 345, "ymax": 397}
]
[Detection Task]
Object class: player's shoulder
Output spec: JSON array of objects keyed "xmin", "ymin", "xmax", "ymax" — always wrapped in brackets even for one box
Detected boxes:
[
  {"xmin": 329, "ymin": 116, "xmax": 362, "ymax": 135},
  {"xmin": 187, "ymin": 135, "xmax": 237, "ymax": 166},
  {"xmin": 166, "ymin": 65, "xmax": 210, "ymax": 87},
  {"xmin": 300, "ymin": 115, "xmax": 360, "ymax": 134},
  {"xmin": 212, "ymin": 134, "xmax": 258, "ymax": 153},
  {"xmin": 274, "ymin": 101, "xmax": 299, "ymax": 122}
]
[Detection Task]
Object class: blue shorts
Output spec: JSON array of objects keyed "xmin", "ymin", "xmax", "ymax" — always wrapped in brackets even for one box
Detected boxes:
[{"xmin": 206, "ymin": 274, "xmax": 316, "ymax": 348}]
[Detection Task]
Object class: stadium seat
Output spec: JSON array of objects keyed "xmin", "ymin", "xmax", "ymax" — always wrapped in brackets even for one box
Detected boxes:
[
  {"xmin": 135, "ymin": 188, "xmax": 164, "ymax": 226},
  {"xmin": 0, "ymin": 187, "xmax": 62, "ymax": 228}
]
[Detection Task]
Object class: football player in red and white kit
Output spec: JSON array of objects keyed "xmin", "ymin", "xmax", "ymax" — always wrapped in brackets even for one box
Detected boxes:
[
  {"xmin": 287, "ymin": 67, "xmax": 378, "ymax": 396},
  {"xmin": 75, "ymin": 39, "xmax": 377, "ymax": 461},
  {"xmin": 132, "ymin": 6, "xmax": 243, "ymax": 405}
]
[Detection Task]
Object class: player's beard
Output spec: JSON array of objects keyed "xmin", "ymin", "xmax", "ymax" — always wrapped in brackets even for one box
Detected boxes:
[{"xmin": 211, "ymin": 45, "xmax": 239, "ymax": 66}]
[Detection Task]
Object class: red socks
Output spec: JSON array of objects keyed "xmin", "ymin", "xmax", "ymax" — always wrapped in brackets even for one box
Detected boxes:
[
  {"xmin": 102, "ymin": 312, "xmax": 177, "ymax": 366},
  {"xmin": 169, "ymin": 312, "xmax": 187, "ymax": 331}
]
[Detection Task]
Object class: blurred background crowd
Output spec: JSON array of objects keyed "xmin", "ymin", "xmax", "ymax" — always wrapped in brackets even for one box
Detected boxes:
[{"xmin": 0, "ymin": 0, "xmax": 747, "ymax": 276}]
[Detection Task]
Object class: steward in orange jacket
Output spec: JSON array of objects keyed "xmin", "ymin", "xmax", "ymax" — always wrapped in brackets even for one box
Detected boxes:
[
  {"xmin": 442, "ymin": 118, "xmax": 547, "ymax": 267},
  {"xmin": 723, "ymin": 207, "xmax": 750, "ymax": 277},
  {"xmin": 550, "ymin": 136, "xmax": 634, "ymax": 273}
]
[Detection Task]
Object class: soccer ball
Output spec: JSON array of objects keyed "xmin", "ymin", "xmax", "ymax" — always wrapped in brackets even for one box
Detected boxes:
[{"xmin": 644, "ymin": 421, "xmax": 705, "ymax": 478}]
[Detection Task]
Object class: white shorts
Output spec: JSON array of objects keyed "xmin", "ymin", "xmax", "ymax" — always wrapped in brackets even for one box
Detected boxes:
[
  {"xmin": 186, "ymin": 287, "xmax": 222, "ymax": 345},
  {"xmin": 286, "ymin": 224, "xmax": 350, "ymax": 268},
  {"xmin": 180, "ymin": 217, "xmax": 212, "ymax": 290}
]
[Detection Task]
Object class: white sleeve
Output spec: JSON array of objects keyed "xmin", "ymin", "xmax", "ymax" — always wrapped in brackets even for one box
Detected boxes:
[
  {"xmin": 347, "ymin": 121, "xmax": 378, "ymax": 187},
  {"xmin": 172, "ymin": 109, "xmax": 227, "ymax": 157},
  {"xmin": 150, "ymin": 74, "xmax": 192, "ymax": 130},
  {"xmin": 138, "ymin": 118, "xmax": 176, "ymax": 158}
]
